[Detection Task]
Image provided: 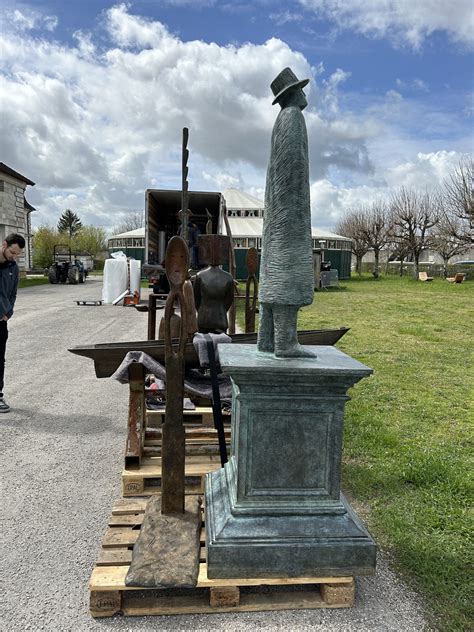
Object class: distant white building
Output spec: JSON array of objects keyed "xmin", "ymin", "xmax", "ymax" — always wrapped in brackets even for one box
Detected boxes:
[
  {"xmin": 224, "ymin": 188, "xmax": 352, "ymax": 278},
  {"xmin": 108, "ymin": 227, "xmax": 145, "ymax": 262},
  {"xmin": 110, "ymin": 188, "xmax": 353, "ymax": 277},
  {"xmin": 0, "ymin": 162, "xmax": 36, "ymax": 273}
]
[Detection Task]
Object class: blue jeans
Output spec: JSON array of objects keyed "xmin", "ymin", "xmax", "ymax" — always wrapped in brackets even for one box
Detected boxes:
[{"xmin": 0, "ymin": 320, "xmax": 8, "ymax": 397}]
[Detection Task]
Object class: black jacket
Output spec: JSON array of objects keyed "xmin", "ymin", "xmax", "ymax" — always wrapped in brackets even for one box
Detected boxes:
[{"xmin": 0, "ymin": 260, "xmax": 19, "ymax": 319}]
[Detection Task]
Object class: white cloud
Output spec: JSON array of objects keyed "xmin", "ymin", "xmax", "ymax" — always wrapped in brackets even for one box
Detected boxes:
[
  {"xmin": 310, "ymin": 150, "xmax": 469, "ymax": 230},
  {"xmin": 0, "ymin": 4, "xmax": 378, "ymax": 227},
  {"xmin": 395, "ymin": 77, "xmax": 429, "ymax": 93},
  {"xmin": 202, "ymin": 171, "xmax": 244, "ymax": 190},
  {"xmin": 105, "ymin": 3, "xmax": 171, "ymax": 48},
  {"xmin": 270, "ymin": 10, "xmax": 304, "ymax": 26},
  {"xmin": 300, "ymin": 0, "xmax": 473, "ymax": 50},
  {"xmin": 385, "ymin": 150, "xmax": 465, "ymax": 189},
  {"xmin": 44, "ymin": 15, "xmax": 59, "ymax": 32},
  {"xmin": 9, "ymin": 6, "xmax": 58, "ymax": 33},
  {"xmin": 311, "ymin": 179, "xmax": 387, "ymax": 229},
  {"xmin": 12, "ymin": 9, "xmax": 35, "ymax": 30}
]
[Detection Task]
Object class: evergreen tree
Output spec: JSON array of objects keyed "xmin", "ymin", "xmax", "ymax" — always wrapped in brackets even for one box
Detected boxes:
[{"xmin": 57, "ymin": 209, "xmax": 83, "ymax": 238}]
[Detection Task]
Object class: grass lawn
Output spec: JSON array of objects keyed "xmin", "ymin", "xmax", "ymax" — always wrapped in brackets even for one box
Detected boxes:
[
  {"xmin": 238, "ymin": 275, "xmax": 472, "ymax": 631},
  {"xmin": 18, "ymin": 276, "xmax": 50, "ymax": 288}
]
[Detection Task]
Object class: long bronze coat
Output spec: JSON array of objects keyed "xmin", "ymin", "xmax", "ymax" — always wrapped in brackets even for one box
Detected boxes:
[{"xmin": 258, "ymin": 105, "xmax": 314, "ymax": 306}]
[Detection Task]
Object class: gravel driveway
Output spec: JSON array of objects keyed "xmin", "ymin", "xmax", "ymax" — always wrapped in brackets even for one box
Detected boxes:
[{"xmin": 1, "ymin": 278, "xmax": 431, "ymax": 631}]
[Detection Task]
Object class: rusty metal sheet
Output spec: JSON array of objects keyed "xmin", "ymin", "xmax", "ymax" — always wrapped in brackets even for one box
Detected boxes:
[{"xmin": 161, "ymin": 235, "xmax": 189, "ymax": 515}]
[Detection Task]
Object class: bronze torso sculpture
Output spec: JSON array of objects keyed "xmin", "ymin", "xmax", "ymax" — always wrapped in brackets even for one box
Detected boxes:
[
  {"xmin": 257, "ymin": 67, "xmax": 315, "ymax": 358},
  {"xmin": 193, "ymin": 235, "xmax": 234, "ymax": 334}
]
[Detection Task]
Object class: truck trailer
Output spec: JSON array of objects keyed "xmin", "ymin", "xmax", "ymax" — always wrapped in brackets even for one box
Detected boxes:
[{"xmin": 145, "ymin": 188, "xmax": 226, "ymax": 265}]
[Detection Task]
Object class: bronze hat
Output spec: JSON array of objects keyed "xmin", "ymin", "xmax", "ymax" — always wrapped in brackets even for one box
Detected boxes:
[{"xmin": 271, "ymin": 67, "xmax": 309, "ymax": 105}]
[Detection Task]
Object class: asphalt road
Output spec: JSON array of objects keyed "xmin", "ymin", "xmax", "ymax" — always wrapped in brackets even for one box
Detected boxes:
[{"xmin": 1, "ymin": 278, "xmax": 431, "ymax": 631}]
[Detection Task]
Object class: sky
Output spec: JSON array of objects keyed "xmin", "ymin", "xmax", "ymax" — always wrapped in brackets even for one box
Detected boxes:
[{"xmin": 1, "ymin": 0, "xmax": 473, "ymax": 232}]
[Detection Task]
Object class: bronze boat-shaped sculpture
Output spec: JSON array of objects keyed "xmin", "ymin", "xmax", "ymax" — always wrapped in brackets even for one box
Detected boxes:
[{"xmin": 69, "ymin": 327, "xmax": 349, "ymax": 378}]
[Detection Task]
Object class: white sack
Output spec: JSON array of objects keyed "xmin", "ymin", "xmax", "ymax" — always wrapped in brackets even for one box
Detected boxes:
[
  {"xmin": 129, "ymin": 259, "xmax": 141, "ymax": 298},
  {"xmin": 102, "ymin": 259, "xmax": 128, "ymax": 304}
]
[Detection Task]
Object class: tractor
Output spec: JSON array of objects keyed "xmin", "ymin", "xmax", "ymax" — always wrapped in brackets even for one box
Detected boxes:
[{"xmin": 48, "ymin": 246, "xmax": 85, "ymax": 284}]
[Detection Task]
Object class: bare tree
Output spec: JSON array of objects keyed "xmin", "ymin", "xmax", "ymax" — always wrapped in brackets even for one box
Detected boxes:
[
  {"xmin": 336, "ymin": 209, "xmax": 370, "ymax": 276},
  {"xmin": 431, "ymin": 209, "xmax": 470, "ymax": 276},
  {"xmin": 390, "ymin": 187, "xmax": 440, "ymax": 278},
  {"xmin": 359, "ymin": 200, "xmax": 392, "ymax": 278},
  {"xmin": 111, "ymin": 211, "xmax": 144, "ymax": 236},
  {"xmin": 443, "ymin": 158, "xmax": 473, "ymax": 243}
]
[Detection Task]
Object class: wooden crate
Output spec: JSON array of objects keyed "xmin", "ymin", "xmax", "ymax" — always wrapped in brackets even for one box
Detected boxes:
[
  {"xmin": 122, "ymin": 426, "xmax": 231, "ymax": 497},
  {"xmin": 90, "ymin": 499, "xmax": 355, "ymax": 618}
]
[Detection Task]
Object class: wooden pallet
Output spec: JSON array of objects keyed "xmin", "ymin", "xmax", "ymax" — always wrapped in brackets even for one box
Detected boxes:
[
  {"xmin": 145, "ymin": 406, "xmax": 231, "ymax": 428},
  {"xmin": 122, "ymin": 426, "xmax": 231, "ymax": 497},
  {"xmin": 90, "ymin": 499, "xmax": 355, "ymax": 618}
]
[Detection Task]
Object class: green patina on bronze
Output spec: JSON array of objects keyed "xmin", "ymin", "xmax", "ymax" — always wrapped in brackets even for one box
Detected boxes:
[
  {"xmin": 257, "ymin": 67, "xmax": 315, "ymax": 358},
  {"xmin": 205, "ymin": 344, "xmax": 377, "ymax": 579}
]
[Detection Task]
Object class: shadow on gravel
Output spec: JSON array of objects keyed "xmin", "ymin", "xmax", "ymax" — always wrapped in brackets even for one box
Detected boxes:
[{"xmin": 4, "ymin": 409, "xmax": 116, "ymax": 435}]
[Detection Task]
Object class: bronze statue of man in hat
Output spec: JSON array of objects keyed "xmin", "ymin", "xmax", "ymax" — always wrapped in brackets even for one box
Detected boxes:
[{"xmin": 257, "ymin": 67, "xmax": 315, "ymax": 358}]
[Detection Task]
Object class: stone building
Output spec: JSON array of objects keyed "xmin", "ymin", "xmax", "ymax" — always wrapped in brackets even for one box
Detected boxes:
[{"xmin": 0, "ymin": 163, "xmax": 35, "ymax": 273}]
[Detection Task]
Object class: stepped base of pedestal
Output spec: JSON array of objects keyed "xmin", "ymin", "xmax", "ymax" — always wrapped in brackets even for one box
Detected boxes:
[{"xmin": 205, "ymin": 466, "xmax": 376, "ymax": 579}]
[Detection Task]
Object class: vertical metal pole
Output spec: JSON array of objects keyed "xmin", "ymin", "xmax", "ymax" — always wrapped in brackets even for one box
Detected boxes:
[{"xmin": 181, "ymin": 127, "xmax": 190, "ymax": 246}]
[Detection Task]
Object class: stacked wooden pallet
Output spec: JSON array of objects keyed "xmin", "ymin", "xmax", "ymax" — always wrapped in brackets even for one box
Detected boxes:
[
  {"xmin": 89, "ymin": 499, "xmax": 355, "ymax": 618},
  {"xmin": 122, "ymin": 407, "xmax": 231, "ymax": 497}
]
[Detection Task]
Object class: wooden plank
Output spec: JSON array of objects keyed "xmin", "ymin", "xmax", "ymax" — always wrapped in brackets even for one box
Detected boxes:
[
  {"xmin": 126, "ymin": 485, "xmax": 203, "ymax": 498},
  {"xmin": 97, "ymin": 549, "xmax": 133, "ymax": 566},
  {"xmin": 90, "ymin": 564, "xmax": 353, "ymax": 592},
  {"xmin": 102, "ymin": 528, "xmax": 140, "ymax": 548},
  {"xmin": 122, "ymin": 479, "xmax": 205, "ymax": 498},
  {"xmin": 146, "ymin": 408, "xmax": 230, "ymax": 429},
  {"xmin": 139, "ymin": 455, "xmax": 222, "ymax": 466},
  {"xmin": 144, "ymin": 444, "xmax": 229, "ymax": 457},
  {"xmin": 90, "ymin": 566, "xmax": 130, "ymax": 590},
  {"xmin": 146, "ymin": 426, "xmax": 230, "ymax": 437},
  {"xmin": 147, "ymin": 407, "xmax": 228, "ymax": 418},
  {"xmin": 123, "ymin": 462, "xmax": 221, "ymax": 477},
  {"xmin": 119, "ymin": 590, "xmax": 333, "ymax": 616},
  {"xmin": 196, "ymin": 565, "xmax": 353, "ymax": 588},
  {"xmin": 125, "ymin": 363, "xmax": 146, "ymax": 469},
  {"xmin": 112, "ymin": 499, "xmax": 147, "ymax": 514},
  {"xmin": 109, "ymin": 514, "xmax": 145, "ymax": 527}
]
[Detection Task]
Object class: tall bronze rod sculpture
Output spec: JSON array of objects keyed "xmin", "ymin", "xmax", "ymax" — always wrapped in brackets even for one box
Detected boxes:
[
  {"xmin": 161, "ymin": 236, "xmax": 189, "ymax": 514},
  {"xmin": 244, "ymin": 246, "xmax": 258, "ymax": 333},
  {"xmin": 180, "ymin": 127, "xmax": 198, "ymax": 340},
  {"xmin": 181, "ymin": 127, "xmax": 190, "ymax": 246}
]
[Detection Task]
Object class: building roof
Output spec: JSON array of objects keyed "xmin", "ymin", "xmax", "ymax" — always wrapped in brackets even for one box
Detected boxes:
[
  {"xmin": 227, "ymin": 217, "xmax": 263, "ymax": 237},
  {"xmin": 223, "ymin": 188, "xmax": 264, "ymax": 210},
  {"xmin": 109, "ymin": 227, "xmax": 145, "ymax": 240},
  {"xmin": 0, "ymin": 162, "xmax": 35, "ymax": 186},
  {"xmin": 227, "ymin": 216, "xmax": 351, "ymax": 241},
  {"xmin": 24, "ymin": 197, "xmax": 36, "ymax": 211}
]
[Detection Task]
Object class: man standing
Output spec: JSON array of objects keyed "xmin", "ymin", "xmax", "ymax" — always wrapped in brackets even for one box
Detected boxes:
[
  {"xmin": 0, "ymin": 233, "xmax": 25, "ymax": 412},
  {"xmin": 257, "ymin": 67, "xmax": 315, "ymax": 357}
]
